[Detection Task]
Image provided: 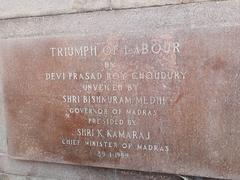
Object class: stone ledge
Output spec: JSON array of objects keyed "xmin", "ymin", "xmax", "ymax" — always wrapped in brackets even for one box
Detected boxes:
[
  {"xmin": 0, "ymin": 0, "xmax": 110, "ymax": 20},
  {"xmin": 0, "ymin": 154, "xmax": 181, "ymax": 180},
  {"xmin": 0, "ymin": 173, "xmax": 57, "ymax": 180},
  {"xmin": 0, "ymin": 1, "xmax": 239, "ymax": 40},
  {"xmin": 111, "ymin": 0, "xmax": 209, "ymax": 9},
  {"xmin": 0, "ymin": 51, "xmax": 6, "ymax": 154},
  {"xmin": 0, "ymin": 0, "xmax": 228, "ymax": 20}
]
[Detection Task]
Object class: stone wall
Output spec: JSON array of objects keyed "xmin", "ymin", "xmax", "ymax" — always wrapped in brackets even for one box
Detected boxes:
[
  {"xmin": 0, "ymin": 0, "xmax": 218, "ymax": 19},
  {"xmin": 0, "ymin": 0, "xmax": 237, "ymax": 179}
]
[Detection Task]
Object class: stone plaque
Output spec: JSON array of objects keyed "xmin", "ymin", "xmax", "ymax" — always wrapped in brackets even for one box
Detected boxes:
[{"xmin": 2, "ymin": 28, "xmax": 240, "ymax": 178}]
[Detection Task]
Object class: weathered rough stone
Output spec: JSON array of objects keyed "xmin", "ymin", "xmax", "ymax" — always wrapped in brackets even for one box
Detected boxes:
[
  {"xmin": 0, "ymin": 173, "xmax": 56, "ymax": 180},
  {"xmin": 0, "ymin": 1, "xmax": 239, "ymax": 40},
  {"xmin": 0, "ymin": 0, "xmax": 110, "ymax": 20},
  {"xmin": 0, "ymin": 154, "xmax": 181, "ymax": 180},
  {"xmin": 111, "ymin": 0, "xmax": 207, "ymax": 9},
  {"xmin": 0, "ymin": 48, "xmax": 6, "ymax": 154},
  {"xmin": 0, "ymin": 1, "xmax": 240, "ymax": 180},
  {"xmin": 2, "ymin": 24, "xmax": 240, "ymax": 180},
  {"xmin": 0, "ymin": 0, "xmax": 226, "ymax": 20},
  {"xmin": 72, "ymin": 0, "xmax": 110, "ymax": 12}
]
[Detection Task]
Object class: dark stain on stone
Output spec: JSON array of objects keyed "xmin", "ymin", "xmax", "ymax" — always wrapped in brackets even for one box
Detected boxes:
[{"xmin": 211, "ymin": 57, "xmax": 227, "ymax": 71}]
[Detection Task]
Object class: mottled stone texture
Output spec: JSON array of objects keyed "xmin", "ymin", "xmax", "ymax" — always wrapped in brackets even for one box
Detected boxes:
[
  {"xmin": 2, "ymin": 28, "xmax": 240, "ymax": 179},
  {"xmin": 0, "ymin": 156, "xmax": 182, "ymax": 180},
  {"xmin": 111, "ymin": 0, "xmax": 208, "ymax": 9},
  {"xmin": 0, "ymin": 0, "xmax": 239, "ymax": 180},
  {"xmin": 0, "ymin": 173, "xmax": 56, "ymax": 180},
  {"xmin": 0, "ymin": 50, "xmax": 6, "ymax": 154},
  {"xmin": 0, "ymin": 0, "xmax": 226, "ymax": 19}
]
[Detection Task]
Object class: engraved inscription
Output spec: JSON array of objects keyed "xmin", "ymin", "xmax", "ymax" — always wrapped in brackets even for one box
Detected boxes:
[{"xmin": 3, "ymin": 30, "xmax": 240, "ymax": 178}]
